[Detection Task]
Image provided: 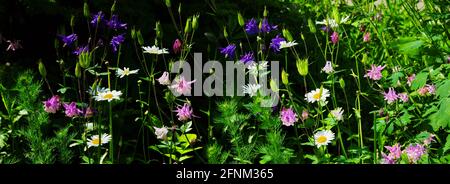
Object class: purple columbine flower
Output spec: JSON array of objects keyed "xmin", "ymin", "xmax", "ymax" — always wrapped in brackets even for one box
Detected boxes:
[
  {"xmin": 43, "ymin": 95, "xmax": 61, "ymax": 113},
  {"xmin": 260, "ymin": 18, "xmax": 278, "ymax": 34},
  {"xmin": 321, "ymin": 26, "xmax": 330, "ymax": 32},
  {"xmin": 170, "ymin": 76, "xmax": 196, "ymax": 95},
  {"xmin": 245, "ymin": 18, "xmax": 259, "ymax": 35},
  {"xmin": 398, "ymin": 92, "xmax": 409, "ymax": 103},
  {"xmin": 91, "ymin": 11, "xmax": 105, "ymax": 26},
  {"xmin": 63, "ymin": 102, "xmax": 82, "ymax": 118},
  {"xmin": 73, "ymin": 45, "xmax": 89, "ymax": 56},
  {"xmin": 175, "ymin": 103, "xmax": 194, "ymax": 121},
  {"xmin": 110, "ymin": 34, "xmax": 125, "ymax": 52},
  {"xmin": 331, "ymin": 31, "xmax": 339, "ymax": 44},
  {"xmin": 383, "ymin": 87, "xmax": 398, "ymax": 104},
  {"xmin": 364, "ymin": 64, "xmax": 385, "ymax": 80},
  {"xmin": 403, "ymin": 144, "xmax": 426, "ymax": 164},
  {"xmin": 83, "ymin": 107, "xmax": 95, "ymax": 118},
  {"xmin": 280, "ymin": 107, "xmax": 298, "ymax": 126},
  {"xmin": 381, "ymin": 143, "xmax": 402, "ymax": 164},
  {"xmin": 59, "ymin": 34, "xmax": 78, "ymax": 47},
  {"xmin": 107, "ymin": 15, "xmax": 127, "ymax": 30},
  {"xmin": 239, "ymin": 52, "xmax": 254, "ymax": 64},
  {"xmin": 269, "ymin": 34, "xmax": 285, "ymax": 53},
  {"xmin": 418, "ymin": 84, "xmax": 436, "ymax": 96},
  {"xmin": 173, "ymin": 39, "xmax": 182, "ymax": 54},
  {"xmin": 220, "ymin": 44, "xmax": 236, "ymax": 59}
]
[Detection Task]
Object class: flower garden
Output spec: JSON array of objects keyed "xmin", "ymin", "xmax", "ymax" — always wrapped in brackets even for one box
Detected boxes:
[{"xmin": 0, "ymin": 0, "xmax": 450, "ymax": 165}]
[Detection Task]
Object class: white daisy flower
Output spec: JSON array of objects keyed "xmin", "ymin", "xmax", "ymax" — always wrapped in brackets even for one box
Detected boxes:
[
  {"xmin": 279, "ymin": 41, "xmax": 298, "ymax": 49},
  {"xmin": 316, "ymin": 15, "xmax": 350, "ymax": 29},
  {"xmin": 154, "ymin": 126, "xmax": 169, "ymax": 140},
  {"xmin": 95, "ymin": 89, "xmax": 122, "ymax": 102},
  {"xmin": 314, "ymin": 130, "xmax": 335, "ymax": 148},
  {"xmin": 305, "ymin": 88, "xmax": 330, "ymax": 104},
  {"xmin": 243, "ymin": 84, "xmax": 261, "ymax": 97},
  {"xmin": 322, "ymin": 61, "xmax": 334, "ymax": 74},
  {"xmin": 248, "ymin": 61, "xmax": 269, "ymax": 77},
  {"xmin": 330, "ymin": 107, "xmax": 344, "ymax": 121},
  {"xmin": 142, "ymin": 45, "xmax": 169, "ymax": 55},
  {"xmin": 87, "ymin": 86, "xmax": 108, "ymax": 96},
  {"xmin": 116, "ymin": 67, "xmax": 139, "ymax": 78},
  {"xmin": 87, "ymin": 134, "xmax": 111, "ymax": 148}
]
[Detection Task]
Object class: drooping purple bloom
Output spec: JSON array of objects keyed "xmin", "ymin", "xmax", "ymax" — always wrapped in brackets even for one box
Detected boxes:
[
  {"xmin": 321, "ymin": 26, "xmax": 330, "ymax": 32},
  {"xmin": 331, "ymin": 31, "xmax": 339, "ymax": 44},
  {"xmin": 63, "ymin": 102, "xmax": 82, "ymax": 118},
  {"xmin": 364, "ymin": 64, "xmax": 385, "ymax": 80},
  {"xmin": 280, "ymin": 107, "xmax": 298, "ymax": 126},
  {"xmin": 91, "ymin": 11, "xmax": 105, "ymax": 26},
  {"xmin": 269, "ymin": 35, "xmax": 285, "ymax": 53},
  {"xmin": 363, "ymin": 32, "xmax": 371, "ymax": 42},
  {"xmin": 59, "ymin": 34, "xmax": 78, "ymax": 47},
  {"xmin": 110, "ymin": 34, "xmax": 125, "ymax": 52},
  {"xmin": 239, "ymin": 52, "xmax": 254, "ymax": 64},
  {"xmin": 383, "ymin": 87, "xmax": 398, "ymax": 104},
  {"xmin": 73, "ymin": 45, "xmax": 89, "ymax": 56},
  {"xmin": 301, "ymin": 110, "xmax": 309, "ymax": 122},
  {"xmin": 175, "ymin": 103, "xmax": 194, "ymax": 121},
  {"xmin": 43, "ymin": 95, "xmax": 61, "ymax": 113},
  {"xmin": 83, "ymin": 107, "xmax": 95, "ymax": 118},
  {"xmin": 398, "ymin": 92, "xmax": 409, "ymax": 103},
  {"xmin": 173, "ymin": 39, "xmax": 182, "ymax": 54},
  {"xmin": 219, "ymin": 44, "xmax": 236, "ymax": 59},
  {"xmin": 260, "ymin": 18, "xmax": 278, "ymax": 34},
  {"xmin": 107, "ymin": 15, "xmax": 127, "ymax": 30},
  {"xmin": 381, "ymin": 143, "xmax": 402, "ymax": 164},
  {"xmin": 245, "ymin": 18, "xmax": 259, "ymax": 35},
  {"xmin": 403, "ymin": 144, "xmax": 426, "ymax": 164}
]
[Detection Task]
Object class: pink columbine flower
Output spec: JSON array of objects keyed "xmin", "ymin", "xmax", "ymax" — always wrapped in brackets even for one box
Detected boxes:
[
  {"xmin": 301, "ymin": 110, "xmax": 309, "ymax": 122},
  {"xmin": 407, "ymin": 74, "xmax": 415, "ymax": 86},
  {"xmin": 173, "ymin": 39, "xmax": 182, "ymax": 54},
  {"xmin": 175, "ymin": 103, "xmax": 194, "ymax": 121},
  {"xmin": 43, "ymin": 95, "xmax": 61, "ymax": 113},
  {"xmin": 383, "ymin": 87, "xmax": 398, "ymax": 104},
  {"xmin": 364, "ymin": 64, "xmax": 385, "ymax": 80},
  {"xmin": 363, "ymin": 32, "xmax": 371, "ymax": 42},
  {"xmin": 398, "ymin": 92, "xmax": 409, "ymax": 103},
  {"xmin": 322, "ymin": 61, "xmax": 334, "ymax": 74},
  {"xmin": 418, "ymin": 84, "xmax": 436, "ymax": 96},
  {"xmin": 403, "ymin": 144, "xmax": 426, "ymax": 164},
  {"xmin": 63, "ymin": 102, "xmax": 82, "ymax": 118},
  {"xmin": 84, "ymin": 107, "xmax": 95, "ymax": 118},
  {"xmin": 381, "ymin": 143, "xmax": 401, "ymax": 164},
  {"xmin": 170, "ymin": 76, "xmax": 196, "ymax": 95},
  {"xmin": 280, "ymin": 107, "xmax": 298, "ymax": 126},
  {"xmin": 331, "ymin": 31, "xmax": 339, "ymax": 44},
  {"xmin": 423, "ymin": 134, "xmax": 435, "ymax": 145},
  {"xmin": 157, "ymin": 71, "xmax": 171, "ymax": 85}
]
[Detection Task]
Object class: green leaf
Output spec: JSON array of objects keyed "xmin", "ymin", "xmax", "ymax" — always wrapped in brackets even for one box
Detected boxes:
[
  {"xmin": 259, "ymin": 155, "xmax": 272, "ymax": 164},
  {"xmin": 391, "ymin": 37, "xmax": 424, "ymax": 57},
  {"xmin": 179, "ymin": 155, "xmax": 193, "ymax": 162},
  {"xmin": 429, "ymin": 98, "xmax": 450, "ymax": 131},
  {"xmin": 389, "ymin": 72, "xmax": 404, "ymax": 86},
  {"xmin": 176, "ymin": 146, "xmax": 202, "ymax": 155},
  {"xmin": 411, "ymin": 72, "xmax": 428, "ymax": 90},
  {"xmin": 0, "ymin": 132, "xmax": 8, "ymax": 148},
  {"xmin": 444, "ymin": 135, "xmax": 450, "ymax": 154},
  {"xmin": 395, "ymin": 110, "xmax": 412, "ymax": 127},
  {"xmin": 437, "ymin": 80, "xmax": 450, "ymax": 99}
]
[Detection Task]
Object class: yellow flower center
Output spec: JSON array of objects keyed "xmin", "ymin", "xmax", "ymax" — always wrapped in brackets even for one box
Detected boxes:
[
  {"xmin": 317, "ymin": 136, "xmax": 327, "ymax": 144},
  {"xmin": 103, "ymin": 93, "xmax": 114, "ymax": 100},
  {"xmin": 91, "ymin": 138, "xmax": 100, "ymax": 145},
  {"xmin": 313, "ymin": 92, "xmax": 322, "ymax": 100}
]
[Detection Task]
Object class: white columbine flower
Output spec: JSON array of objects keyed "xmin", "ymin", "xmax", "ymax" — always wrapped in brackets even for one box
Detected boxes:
[
  {"xmin": 248, "ymin": 61, "xmax": 269, "ymax": 77},
  {"xmin": 322, "ymin": 61, "xmax": 334, "ymax": 74},
  {"xmin": 85, "ymin": 123, "xmax": 94, "ymax": 131},
  {"xmin": 279, "ymin": 41, "xmax": 298, "ymax": 49},
  {"xmin": 305, "ymin": 88, "xmax": 330, "ymax": 105},
  {"xmin": 87, "ymin": 134, "xmax": 111, "ymax": 148},
  {"xmin": 316, "ymin": 15, "xmax": 350, "ymax": 29},
  {"xmin": 142, "ymin": 45, "xmax": 169, "ymax": 55},
  {"xmin": 157, "ymin": 71, "xmax": 171, "ymax": 85},
  {"xmin": 154, "ymin": 126, "xmax": 169, "ymax": 140},
  {"xmin": 330, "ymin": 107, "xmax": 344, "ymax": 121},
  {"xmin": 243, "ymin": 84, "xmax": 261, "ymax": 97},
  {"xmin": 95, "ymin": 89, "xmax": 122, "ymax": 102},
  {"xmin": 116, "ymin": 67, "xmax": 139, "ymax": 78},
  {"xmin": 314, "ymin": 130, "xmax": 335, "ymax": 148}
]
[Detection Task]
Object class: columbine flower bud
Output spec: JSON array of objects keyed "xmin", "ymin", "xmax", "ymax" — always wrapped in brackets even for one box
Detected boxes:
[
  {"xmin": 83, "ymin": 2, "xmax": 90, "ymax": 18},
  {"xmin": 270, "ymin": 79, "xmax": 279, "ymax": 92},
  {"xmin": 281, "ymin": 69, "xmax": 289, "ymax": 85},
  {"xmin": 192, "ymin": 14, "xmax": 199, "ymax": 31},
  {"xmin": 155, "ymin": 21, "xmax": 162, "ymax": 39},
  {"xmin": 165, "ymin": 0, "xmax": 171, "ymax": 7},
  {"xmin": 75, "ymin": 62, "xmax": 82, "ymax": 78},
  {"xmin": 263, "ymin": 6, "xmax": 268, "ymax": 17},
  {"xmin": 70, "ymin": 15, "xmax": 75, "ymax": 28},
  {"xmin": 38, "ymin": 60, "xmax": 46, "ymax": 78},
  {"xmin": 339, "ymin": 77, "xmax": 345, "ymax": 89},
  {"xmin": 178, "ymin": 3, "xmax": 181, "ymax": 14},
  {"xmin": 111, "ymin": 0, "xmax": 117, "ymax": 13},
  {"xmin": 131, "ymin": 28, "xmax": 136, "ymax": 40},
  {"xmin": 296, "ymin": 58, "xmax": 309, "ymax": 77},
  {"xmin": 79, "ymin": 51, "xmax": 92, "ymax": 68},
  {"xmin": 223, "ymin": 26, "xmax": 228, "ymax": 38},
  {"xmin": 283, "ymin": 29, "xmax": 293, "ymax": 42},
  {"xmin": 361, "ymin": 53, "xmax": 368, "ymax": 64},
  {"xmin": 237, "ymin": 12, "xmax": 245, "ymax": 27},
  {"xmin": 308, "ymin": 18, "xmax": 316, "ymax": 33},
  {"xmin": 173, "ymin": 39, "xmax": 182, "ymax": 54},
  {"xmin": 184, "ymin": 18, "xmax": 191, "ymax": 34},
  {"xmin": 136, "ymin": 30, "xmax": 144, "ymax": 46},
  {"xmin": 333, "ymin": 7, "xmax": 340, "ymax": 25}
]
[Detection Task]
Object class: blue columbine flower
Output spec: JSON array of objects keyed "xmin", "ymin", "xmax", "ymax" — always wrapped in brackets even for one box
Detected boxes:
[
  {"xmin": 220, "ymin": 44, "xmax": 236, "ymax": 59},
  {"xmin": 91, "ymin": 11, "xmax": 105, "ymax": 26},
  {"xmin": 269, "ymin": 34, "xmax": 285, "ymax": 52},
  {"xmin": 107, "ymin": 15, "xmax": 127, "ymax": 30},
  {"xmin": 239, "ymin": 52, "xmax": 254, "ymax": 64},
  {"xmin": 73, "ymin": 45, "xmax": 89, "ymax": 55},
  {"xmin": 60, "ymin": 34, "xmax": 78, "ymax": 47},
  {"xmin": 245, "ymin": 18, "xmax": 259, "ymax": 35},
  {"xmin": 110, "ymin": 34, "xmax": 125, "ymax": 52},
  {"xmin": 260, "ymin": 18, "xmax": 278, "ymax": 33}
]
